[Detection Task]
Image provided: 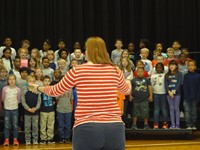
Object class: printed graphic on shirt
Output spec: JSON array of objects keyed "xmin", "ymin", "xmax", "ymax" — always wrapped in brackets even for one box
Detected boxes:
[
  {"xmin": 135, "ymin": 79, "xmax": 147, "ymax": 92},
  {"xmin": 42, "ymin": 94, "xmax": 53, "ymax": 107},
  {"xmin": 152, "ymin": 75, "xmax": 164, "ymax": 86},
  {"xmin": 144, "ymin": 62, "xmax": 150, "ymax": 72}
]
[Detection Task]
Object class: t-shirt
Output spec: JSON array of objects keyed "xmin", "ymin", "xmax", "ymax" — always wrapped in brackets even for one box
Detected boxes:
[{"xmin": 151, "ymin": 73, "xmax": 166, "ymax": 94}]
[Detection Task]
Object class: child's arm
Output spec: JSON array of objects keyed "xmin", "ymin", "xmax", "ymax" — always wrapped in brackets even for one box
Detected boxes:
[
  {"xmin": 175, "ymin": 72, "xmax": 182, "ymax": 94},
  {"xmin": 1, "ymin": 86, "xmax": 6, "ymax": 102},
  {"xmin": 35, "ymin": 93, "xmax": 41, "ymax": 111},
  {"xmin": 148, "ymin": 85, "xmax": 153, "ymax": 102},
  {"xmin": 17, "ymin": 87, "xmax": 21, "ymax": 103},
  {"xmin": 21, "ymin": 90, "xmax": 30, "ymax": 110}
]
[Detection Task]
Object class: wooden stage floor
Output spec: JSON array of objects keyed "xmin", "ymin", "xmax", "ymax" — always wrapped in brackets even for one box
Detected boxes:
[{"xmin": 0, "ymin": 131, "xmax": 199, "ymax": 150}]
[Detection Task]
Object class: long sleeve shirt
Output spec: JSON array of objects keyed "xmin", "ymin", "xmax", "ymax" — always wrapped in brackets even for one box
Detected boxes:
[
  {"xmin": 43, "ymin": 63, "xmax": 130, "ymax": 128},
  {"xmin": 2, "ymin": 86, "xmax": 21, "ymax": 110}
]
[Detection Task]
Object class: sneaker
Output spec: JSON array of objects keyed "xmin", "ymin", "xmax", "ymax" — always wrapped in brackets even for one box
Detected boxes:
[
  {"xmin": 153, "ymin": 123, "xmax": 159, "ymax": 129},
  {"xmin": 175, "ymin": 124, "xmax": 180, "ymax": 129},
  {"xmin": 192, "ymin": 126, "xmax": 197, "ymax": 130},
  {"xmin": 144, "ymin": 124, "xmax": 149, "ymax": 129},
  {"xmin": 33, "ymin": 140, "xmax": 38, "ymax": 145},
  {"xmin": 65, "ymin": 139, "xmax": 70, "ymax": 144},
  {"xmin": 47, "ymin": 139, "xmax": 55, "ymax": 144},
  {"xmin": 13, "ymin": 138, "xmax": 19, "ymax": 146},
  {"xmin": 3, "ymin": 139, "xmax": 9, "ymax": 146},
  {"xmin": 162, "ymin": 122, "xmax": 168, "ymax": 129},
  {"xmin": 26, "ymin": 141, "xmax": 31, "ymax": 145},
  {"xmin": 180, "ymin": 111, "xmax": 184, "ymax": 118},
  {"xmin": 131, "ymin": 124, "xmax": 137, "ymax": 130},
  {"xmin": 187, "ymin": 127, "xmax": 192, "ymax": 130},
  {"xmin": 169, "ymin": 125, "xmax": 176, "ymax": 129},
  {"xmin": 59, "ymin": 139, "xmax": 65, "ymax": 144},
  {"xmin": 40, "ymin": 140, "xmax": 46, "ymax": 144}
]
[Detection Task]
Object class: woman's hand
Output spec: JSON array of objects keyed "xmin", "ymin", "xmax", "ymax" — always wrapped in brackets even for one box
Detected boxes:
[{"xmin": 28, "ymin": 83, "xmax": 39, "ymax": 93}]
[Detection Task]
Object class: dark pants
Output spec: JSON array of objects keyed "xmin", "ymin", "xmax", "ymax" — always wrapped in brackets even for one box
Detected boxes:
[
  {"xmin": 184, "ymin": 100, "xmax": 197, "ymax": 127},
  {"xmin": 72, "ymin": 122, "xmax": 125, "ymax": 150}
]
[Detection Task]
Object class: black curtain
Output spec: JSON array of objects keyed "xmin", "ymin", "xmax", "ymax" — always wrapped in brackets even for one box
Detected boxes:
[{"xmin": 0, "ymin": 0, "xmax": 200, "ymax": 58}]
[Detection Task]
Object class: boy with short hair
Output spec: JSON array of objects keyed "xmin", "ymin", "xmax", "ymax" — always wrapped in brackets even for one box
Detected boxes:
[
  {"xmin": 111, "ymin": 39, "xmax": 123, "ymax": 65},
  {"xmin": 163, "ymin": 47, "xmax": 179, "ymax": 66},
  {"xmin": 140, "ymin": 48, "xmax": 152, "ymax": 75}
]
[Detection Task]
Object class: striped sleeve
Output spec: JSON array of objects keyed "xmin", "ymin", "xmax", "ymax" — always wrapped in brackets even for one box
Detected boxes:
[{"xmin": 117, "ymin": 69, "xmax": 131, "ymax": 95}]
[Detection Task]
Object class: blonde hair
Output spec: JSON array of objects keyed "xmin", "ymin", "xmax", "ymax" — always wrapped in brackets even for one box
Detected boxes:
[
  {"xmin": 18, "ymin": 48, "xmax": 28, "ymax": 56},
  {"xmin": 167, "ymin": 47, "xmax": 174, "ymax": 52},
  {"xmin": 140, "ymin": 48, "xmax": 149, "ymax": 54},
  {"xmin": 47, "ymin": 50, "xmax": 54, "ymax": 55},
  {"xmin": 26, "ymin": 75, "xmax": 35, "ymax": 82},
  {"xmin": 57, "ymin": 58, "xmax": 66, "ymax": 65},
  {"xmin": 85, "ymin": 37, "xmax": 113, "ymax": 64}
]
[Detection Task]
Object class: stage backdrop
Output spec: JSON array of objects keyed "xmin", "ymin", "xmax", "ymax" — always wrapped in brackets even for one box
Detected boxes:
[{"xmin": 0, "ymin": 0, "xmax": 200, "ymax": 60}]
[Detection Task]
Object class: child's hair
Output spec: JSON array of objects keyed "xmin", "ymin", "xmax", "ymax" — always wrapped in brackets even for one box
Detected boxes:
[
  {"xmin": 166, "ymin": 60, "xmax": 179, "ymax": 79},
  {"xmin": 42, "ymin": 57, "xmax": 49, "ymax": 62},
  {"xmin": 136, "ymin": 60, "xmax": 144, "ymax": 67},
  {"xmin": 7, "ymin": 74, "xmax": 16, "ymax": 85},
  {"xmin": 139, "ymin": 38, "xmax": 150, "ymax": 48},
  {"xmin": 167, "ymin": 47, "xmax": 174, "ymax": 53},
  {"xmin": 188, "ymin": 59, "xmax": 197, "ymax": 67},
  {"xmin": 28, "ymin": 57, "xmax": 38, "ymax": 68},
  {"xmin": 19, "ymin": 67, "xmax": 30, "ymax": 74},
  {"xmin": 26, "ymin": 75, "xmax": 35, "ymax": 82},
  {"xmin": 58, "ymin": 48, "xmax": 68, "ymax": 58},
  {"xmin": 21, "ymin": 39, "xmax": 30, "ymax": 46},
  {"xmin": 31, "ymin": 48, "xmax": 41, "ymax": 57},
  {"xmin": 44, "ymin": 39, "xmax": 51, "ymax": 46},
  {"xmin": 18, "ymin": 47, "xmax": 28, "ymax": 56},
  {"xmin": 120, "ymin": 58, "xmax": 132, "ymax": 72},
  {"xmin": 121, "ymin": 49, "xmax": 129, "ymax": 58},
  {"xmin": 35, "ymin": 68, "xmax": 44, "ymax": 81},
  {"xmin": 155, "ymin": 62, "xmax": 164, "ymax": 73},
  {"xmin": 46, "ymin": 50, "xmax": 55, "ymax": 59},
  {"xmin": 57, "ymin": 58, "xmax": 66, "ymax": 65},
  {"xmin": 179, "ymin": 53, "xmax": 187, "ymax": 58},
  {"xmin": 172, "ymin": 40, "xmax": 181, "ymax": 45},
  {"xmin": 43, "ymin": 75, "xmax": 51, "ymax": 81},
  {"xmin": 140, "ymin": 48, "xmax": 149, "ymax": 54},
  {"xmin": 136, "ymin": 67, "xmax": 145, "ymax": 71},
  {"xmin": 115, "ymin": 38, "xmax": 123, "ymax": 43},
  {"xmin": 0, "ymin": 66, "xmax": 7, "ymax": 72}
]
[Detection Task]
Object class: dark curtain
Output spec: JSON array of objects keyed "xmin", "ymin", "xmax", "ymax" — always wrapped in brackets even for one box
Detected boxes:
[{"xmin": 0, "ymin": 0, "xmax": 200, "ymax": 57}]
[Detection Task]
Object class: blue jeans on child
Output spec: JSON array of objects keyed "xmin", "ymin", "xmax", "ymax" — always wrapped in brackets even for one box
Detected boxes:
[
  {"xmin": 184, "ymin": 100, "xmax": 197, "ymax": 127},
  {"xmin": 57, "ymin": 111, "xmax": 72, "ymax": 140},
  {"xmin": 153, "ymin": 94, "xmax": 168, "ymax": 123},
  {"xmin": 4, "ymin": 109, "xmax": 18, "ymax": 139},
  {"xmin": 167, "ymin": 95, "xmax": 180, "ymax": 126}
]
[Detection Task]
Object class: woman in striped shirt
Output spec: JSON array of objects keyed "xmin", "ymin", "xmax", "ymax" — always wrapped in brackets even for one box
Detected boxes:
[{"xmin": 30, "ymin": 37, "xmax": 131, "ymax": 150}]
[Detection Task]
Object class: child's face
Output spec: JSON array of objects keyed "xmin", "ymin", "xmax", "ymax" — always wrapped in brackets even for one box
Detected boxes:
[
  {"xmin": 54, "ymin": 70, "xmax": 61, "ymax": 79},
  {"xmin": 115, "ymin": 41, "xmax": 123, "ymax": 49},
  {"xmin": 74, "ymin": 49, "xmax": 81, "ymax": 58},
  {"xmin": 169, "ymin": 64, "xmax": 177, "ymax": 72},
  {"xmin": 136, "ymin": 69, "xmax": 144, "ymax": 78},
  {"xmin": 179, "ymin": 54, "xmax": 187, "ymax": 64},
  {"xmin": 156, "ymin": 56, "xmax": 164, "ymax": 63},
  {"xmin": 58, "ymin": 62, "xmax": 66, "ymax": 70},
  {"xmin": 60, "ymin": 51, "xmax": 68, "ymax": 60},
  {"xmin": 20, "ymin": 71, "xmax": 28, "ymax": 79},
  {"xmin": 4, "ymin": 38, "xmax": 12, "ymax": 47},
  {"xmin": 139, "ymin": 41, "xmax": 145, "ymax": 48},
  {"xmin": 156, "ymin": 43, "xmax": 163, "ymax": 51},
  {"xmin": 14, "ymin": 58, "xmax": 21, "ymax": 68},
  {"xmin": 8, "ymin": 76, "xmax": 16, "ymax": 86},
  {"xmin": 29, "ymin": 59, "xmax": 36, "ymax": 67},
  {"xmin": 0, "ymin": 70, "xmax": 7, "ymax": 78},
  {"xmin": 4, "ymin": 50, "xmax": 11, "ymax": 59},
  {"xmin": 136, "ymin": 62, "xmax": 144, "ymax": 68},
  {"xmin": 43, "ymin": 42, "xmax": 51, "ymax": 51},
  {"xmin": 35, "ymin": 69, "xmax": 43, "ymax": 78},
  {"xmin": 188, "ymin": 62, "xmax": 196, "ymax": 72},
  {"xmin": 156, "ymin": 65, "xmax": 164, "ymax": 73},
  {"xmin": 128, "ymin": 43, "xmax": 134, "ymax": 51},
  {"xmin": 140, "ymin": 51, "xmax": 148, "ymax": 59},
  {"xmin": 20, "ymin": 49, "xmax": 27, "ymax": 59},
  {"xmin": 182, "ymin": 49, "xmax": 189, "ymax": 55},
  {"xmin": 73, "ymin": 42, "xmax": 81, "ymax": 49},
  {"xmin": 58, "ymin": 41, "xmax": 66, "ymax": 49},
  {"xmin": 153, "ymin": 52, "xmax": 160, "ymax": 59},
  {"xmin": 27, "ymin": 78, "xmax": 35, "ymax": 84},
  {"xmin": 121, "ymin": 59, "xmax": 128, "ymax": 67},
  {"xmin": 43, "ymin": 78, "xmax": 51, "ymax": 86},
  {"xmin": 172, "ymin": 42, "xmax": 181, "ymax": 50},
  {"xmin": 47, "ymin": 52, "xmax": 54, "ymax": 61},
  {"xmin": 70, "ymin": 60, "xmax": 78, "ymax": 67},
  {"xmin": 167, "ymin": 51, "xmax": 174, "ymax": 58},
  {"xmin": 122, "ymin": 51, "xmax": 129, "ymax": 58},
  {"xmin": 42, "ymin": 59, "xmax": 49, "ymax": 68},
  {"xmin": 22, "ymin": 43, "xmax": 30, "ymax": 49},
  {"xmin": 31, "ymin": 50, "xmax": 37, "ymax": 58}
]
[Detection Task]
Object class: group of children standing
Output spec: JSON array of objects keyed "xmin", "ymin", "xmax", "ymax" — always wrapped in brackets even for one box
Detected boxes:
[{"xmin": 112, "ymin": 39, "xmax": 200, "ymax": 130}]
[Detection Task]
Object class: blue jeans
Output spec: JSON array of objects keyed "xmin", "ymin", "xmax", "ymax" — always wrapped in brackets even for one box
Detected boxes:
[
  {"xmin": 73, "ymin": 123, "xmax": 125, "ymax": 150},
  {"xmin": 4, "ymin": 109, "xmax": 18, "ymax": 139},
  {"xmin": 167, "ymin": 95, "xmax": 180, "ymax": 126},
  {"xmin": 184, "ymin": 100, "xmax": 197, "ymax": 127},
  {"xmin": 57, "ymin": 111, "xmax": 72, "ymax": 140},
  {"xmin": 153, "ymin": 94, "xmax": 168, "ymax": 123}
]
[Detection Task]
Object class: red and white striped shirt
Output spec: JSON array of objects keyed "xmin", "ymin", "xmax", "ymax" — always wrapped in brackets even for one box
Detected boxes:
[{"xmin": 44, "ymin": 63, "xmax": 130, "ymax": 127}]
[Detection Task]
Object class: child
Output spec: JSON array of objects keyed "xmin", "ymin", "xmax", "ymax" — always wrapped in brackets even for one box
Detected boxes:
[
  {"xmin": 71, "ymin": 49, "xmax": 85, "ymax": 64},
  {"xmin": 57, "ymin": 86, "xmax": 73, "ymax": 143},
  {"xmin": 51, "ymin": 69, "xmax": 61, "ymax": 86},
  {"xmin": 28, "ymin": 57, "xmax": 38, "ymax": 73},
  {"xmin": 164, "ymin": 47, "xmax": 179, "ymax": 66},
  {"xmin": 172, "ymin": 40, "xmax": 181, "ymax": 59},
  {"xmin": 183, "ymin": 60, "xmax": 200, "ymax": 130},
  {"xmin": 118, "ymin": 50, "xmax": 135, "ymax": 70},
  {"xmin": 42, "ymin": 57, "xmax": 54, "ymax": 80},
  {"xmin": 181, "ymin": 48, "xmax": 191, "ymax": 61},
  {"xmin": 130, "ymin": 67, "xmax": 153, "ymax": 129},
  {"xmin": 54, "ymin": 39, "xmax": 67, "ymax": 62},
  {"xmin": 57, "ymin": 59, "xmax": 69, "ymax": 75},
  {"xmin": 40, "ymin": 39, "xmax": 51, "ymax": 59},
  {"xmin": 140, "ymin": 48, "xmax": 152, "ymax": 75},
  {"xmin": 31, "ymin": 48, "xmax": 41, "ymax": 67},
  {"xmin": 127, "ymin": 42, "xmax": 137, "ymax": 65},
  {"xmin": 18, "ymin": 48, "xmax": 28, "ymax": 68},
  {"xmin": 133, "ymin": 60, "xmax": 149, "ymax": 78},
  {"xmin": 0, "ymin": 37, "xmax": 17, "ymax": 60},
  {"xmin": 2, "ymin": 74, "xmax": 21, "ymax": 146},
  {"xmin": 165, "ymin": 60, "xmax": 182, "ymax": 129},
  {"xmin": 58, "ymin": 48, "xmax": 70, "ymax": 65},
  {"xmin": 151, "ymin": 49, "xmax": 161, "ymax": 67},
  {"xmin": 154, "ymin": 42, "xmax": 167, "ymax": 59},
  {"xmin": 9, "ymin": 56, "xmax": 21, "ymax": 81},
  {"xmin": 40, "ymin": 75, "xmax": 55, "ymax": 144},
  {"xmin": 46, "ymin": 50, "xmax": 56, "ymax": 70},
  {"xmin": 0, "ymin": 67, "xmax": 8, "ymax": 119},
  {"xmin": 2, "ymin": 47, "xmax": 13, "ymax": 73},
  {"xmin": 151, "ymin": 63, "xmax": 168, "ymax": 129},
  {"xmin": 111, "ymin": 39, "xmax": 123, "ymax": 65},
  {"xmin": 21, "ymin": 75, "xmax": 41, "ymax": 145},
  {"xmin": 35, "ymin": 68, "xmax": 44, "ymax": 86},
  {"xmin": 151, "ymin": 55, "xmax": 168, "ymax": 75}
]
